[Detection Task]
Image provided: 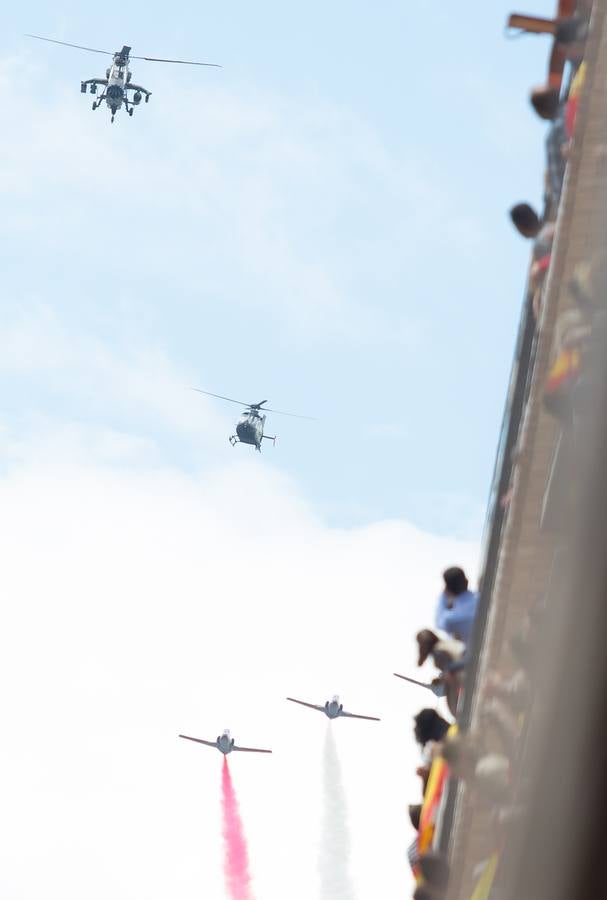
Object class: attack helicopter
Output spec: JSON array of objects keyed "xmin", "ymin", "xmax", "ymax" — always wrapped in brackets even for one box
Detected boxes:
[
  {"xmin": 192, "ymin": 388, "xmax": 314, "ymax": 452},
  {"xmin": 26, "ymin": 35, "xmax": 220, "ymax": 123}
]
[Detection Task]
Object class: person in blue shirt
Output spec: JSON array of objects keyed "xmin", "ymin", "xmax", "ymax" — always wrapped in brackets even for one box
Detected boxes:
[{"xmin": 435, "ymin": 567, "xmax": 479, "ymax": 645}]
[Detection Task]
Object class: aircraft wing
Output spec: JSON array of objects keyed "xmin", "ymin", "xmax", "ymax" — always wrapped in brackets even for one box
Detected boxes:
[
  {"xmin": 340, "ymin": 710, "xmax": 381, "ymax": 722},
  {"xmin": 178, "ymin": 734, "xmax": 217, "ymax": 748},
  {"xmin": 394, "ymin": 672, "xmax": 445, "ymax": 697},
  {"xmin": 286, "ymin": 697, "xmax": 326, "ymax": 713},
  {"xmin": 233, "ymin": 745, "xmax": 272, "ymax": 754}
]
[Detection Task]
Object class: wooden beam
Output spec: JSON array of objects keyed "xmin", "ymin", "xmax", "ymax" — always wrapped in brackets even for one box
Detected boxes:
[{"xmin": 507, "ymin": 13, "xmax": 557, "ymax": 36}]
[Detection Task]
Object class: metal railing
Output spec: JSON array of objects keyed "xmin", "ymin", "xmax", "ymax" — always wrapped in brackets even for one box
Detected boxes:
[{"xmin": 436, "ymin": 284, "xmax": 539, "ymax": 854}]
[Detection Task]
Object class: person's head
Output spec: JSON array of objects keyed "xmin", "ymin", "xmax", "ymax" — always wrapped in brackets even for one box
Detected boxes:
[
  {"xmin": 417, "ymin": 629, "xmax": 439, "ymax": 666},
  {"xmin": 419, "ymin": 852, "xmax": 450, "ymax": 890},
  {"xmin": 408, "ymin": 803, "xmax": 422, "ymax": 831},
  {"xmin": 530, "ymin": 86, "xmax": 561, "ymax": 120},
  {"xmin": 413, "ymin": 708, "xmax": 450, "ymax": 746},
  {"xmin": 442, "ymin": 567, "xmax": 469, "ymax": 597},
  {"xmin": 509, "ymin": 203, "xmax": 541, "ymax": 238}
]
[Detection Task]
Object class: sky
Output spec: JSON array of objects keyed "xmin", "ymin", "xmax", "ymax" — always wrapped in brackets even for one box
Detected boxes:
[{"xmin": 0, "ymin": 2, "xmax": 557, "ymax": 898}]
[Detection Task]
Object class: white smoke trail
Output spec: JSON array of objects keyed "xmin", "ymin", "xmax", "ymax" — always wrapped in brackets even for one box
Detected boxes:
[{"xmin": 319, "ymin": 726, "xmax": 357, "ymax": 900}]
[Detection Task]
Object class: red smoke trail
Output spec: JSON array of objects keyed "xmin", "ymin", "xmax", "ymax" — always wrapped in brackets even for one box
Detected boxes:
[{"xmin": 221, "ymin": 757, "xmax": 254, "ymax": 900}]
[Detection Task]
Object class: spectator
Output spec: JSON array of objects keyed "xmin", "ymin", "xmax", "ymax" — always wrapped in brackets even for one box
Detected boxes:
[
  {"xmin": 416, "ymin": 629, "xmax": 465, "ymax": 714},
  {"xmin": 413, "ymin": 708, "xmax": 450, "ymax": 747},
  {"xmin": 407, "ymin": 835, "xmax": 420, "ymax": 874},
  {"xmin": 413, "ymin": 708, "xmax": 451, "ymax": 786},
  {"xmin": 407, "ymin": 807, "xmax": 421, "ymax": 874},
  {"xmin": 435, "ymin": 566, "xmax": 479, "ymax": 643},
  {"xmin": 530, "ymin": 86, "xmax": 569, "ymax": 213},
  {"xmin": 509, "ymin": 203, "xmax": 555, "ymax": 259},
  {"xmin": 508, "ymin": 204, "xmax": 555, "ymax": 318},
  {"xmin": 441, "ymin": 735, "xmax": 510, "ymax": 805},
  {"xmin": 417, "ymin": 629, "xmax": 466, "ymax": 669},
  {"xmin": 409, "ymin": 804, "xmax": 422, "ymax": 830},
  {"xmin": 509, "ymin": 202, "xmax": 541, "ymax": 238}
]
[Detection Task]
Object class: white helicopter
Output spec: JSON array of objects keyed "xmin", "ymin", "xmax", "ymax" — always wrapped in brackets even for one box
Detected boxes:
[
  {"xmin": 192, "ymin": 388, "xmax": 314, "ymax": 452},
  {"xmin": 286, "ymin": 695, "xmax": 381, "ymax": 722},
  {"xmin": 178, "ymin": 729, "xmax": 272, "ymax": 756},
  {"xmin": 26, "ymin": 35, "xmax": 220, "ymax": 123}
]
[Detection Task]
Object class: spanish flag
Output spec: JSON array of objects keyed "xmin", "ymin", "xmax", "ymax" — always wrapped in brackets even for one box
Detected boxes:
[
  {"xmin": 413, "ymin": 724, "xmax": 457, "ymax": 879},
  {"xmin": 566, "ymin": 61, "xmax": 587, "ymax": 138}
]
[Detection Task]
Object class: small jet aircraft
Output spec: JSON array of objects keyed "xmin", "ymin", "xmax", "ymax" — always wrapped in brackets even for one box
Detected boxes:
[
  {"xmin": 286, "ymin": 695, "xmax": 380, "ymax": 721},
  {"xmin": 393, "ymin": 672, "xmax": 445, "ymax": 697},
  {"xmin": 178, "ymin": 729, "xmax": 272, "ymax": 755}
]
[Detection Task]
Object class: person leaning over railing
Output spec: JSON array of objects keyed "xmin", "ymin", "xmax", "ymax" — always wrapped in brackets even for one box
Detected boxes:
[
  {"xmin": 530, "ymin": 85, "xmax": 569, "ymax": 216},
  {"xmin": 434, "ymin": 566, "xmax": 479, "ymax": 644},
  {"xmin": 508, "ymin": 203, "xmax": 555, "ymax": 320},
  {"xmin": 415, "ymin": 629, "xmax": 465, "ymax": 716}
]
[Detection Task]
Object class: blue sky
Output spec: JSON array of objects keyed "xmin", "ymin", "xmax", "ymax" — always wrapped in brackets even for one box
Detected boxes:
[{"xmin": 1, "ymin": 0, "xmax": 557, "ymax": 538}]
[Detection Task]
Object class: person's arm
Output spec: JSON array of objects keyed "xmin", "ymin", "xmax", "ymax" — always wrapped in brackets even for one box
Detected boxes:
[{"xmin": 435, "ymin": 593, "xmax": 448, "ymax": 630}]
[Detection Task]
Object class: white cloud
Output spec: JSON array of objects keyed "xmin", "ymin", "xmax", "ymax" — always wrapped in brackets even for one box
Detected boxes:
[
  {"xmin": 0, "ymin": 432, "xmax": 478, "ymax": 900},
  {"xmin": 0, "ymin": 304, "xmax": 229, "ymax": 452}
]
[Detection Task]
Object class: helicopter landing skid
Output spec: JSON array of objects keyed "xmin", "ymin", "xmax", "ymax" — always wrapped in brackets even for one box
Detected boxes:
[{"xmin": 229, "ymin": 435, "xmax": 239, "ymax": 446}]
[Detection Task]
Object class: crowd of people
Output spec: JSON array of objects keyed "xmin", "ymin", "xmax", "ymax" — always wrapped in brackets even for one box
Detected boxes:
[
  {"xmin": 405, "ymin": 566, "xmax": 479, "ymax": 897},
  {"xmin": 407, "ymin": 4, "xmax": 593, "ymax": 898},
  {"xmin": 406, "ymin": 584, "xmax": 542, "ymax": 897}
]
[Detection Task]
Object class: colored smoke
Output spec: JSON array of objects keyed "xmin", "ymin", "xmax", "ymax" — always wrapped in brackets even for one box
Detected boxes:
[
  {"xmin": 221, "ymin": 758, "xmax": 254, "ymax": 900},
  {"xmin": 319, "ymin": 727, "xmax": 357, "ymax": 900}
]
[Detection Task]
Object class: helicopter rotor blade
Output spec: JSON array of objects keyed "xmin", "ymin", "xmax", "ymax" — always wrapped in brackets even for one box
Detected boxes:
[
  {"xmin": 191, "ymin": 389, "xmax": 314, "ymax": 419},
  {"xmin": 132, "ymin": 55, "xmax": 221, "ymax": 67},
  {"xmin": 262, "ymin": 407, "xmax": 316, "ymax": 420},
  {"xmin": 25, "ymin": 34, "xmax": 113, "ymax": 56},
  {"xmin": 191, "ymin": 388, "xmax": 254, "ymax": 408}
]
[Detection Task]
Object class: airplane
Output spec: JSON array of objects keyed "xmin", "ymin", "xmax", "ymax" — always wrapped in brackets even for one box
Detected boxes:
[
  {"xmin": 26, "ymin": 35, "xmax": 220, "ymax": 123},
  {"xmin": 192, "ymin": 388, "xmax": 314, "ymax": 452},
  {"xmin": 286, "ymin": 695, "xmax": 380, "ymax": 721},
  {"xmin": 178, "ymin": 729, "xmax": 272, "ymax": 756},
  {"xmin": 393, "ymin": 672, "xmax": 446, "ymax": 697}
]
